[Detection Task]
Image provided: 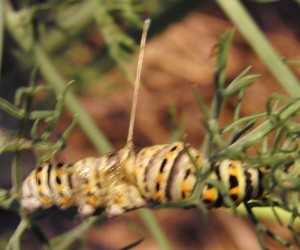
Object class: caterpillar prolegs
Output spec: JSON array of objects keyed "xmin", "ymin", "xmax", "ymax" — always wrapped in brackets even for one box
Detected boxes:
[
  {"xmin": 21, "ymin": 19, "xmax": 265, "ymax": 217},
  {"xmin": 21, "ymin": 142, "xmax": 264, "ymax": 217}
]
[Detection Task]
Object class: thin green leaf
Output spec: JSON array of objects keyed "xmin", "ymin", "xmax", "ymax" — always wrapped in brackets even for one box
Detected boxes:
[
  {"xmin": 15, "ymin": 85, "xmax": 52, "ymax": 106},
  {"xmin": 221, "ymin": 113, "xmax": 265, "ymax": 133},
  {"xmin": 0, "ymin": 98, "xmax": 25, "ymax": 119},
  {"xmin": 192, "ymin": 85, "xmax": 209, "ymax": 120},
  {"xmin": 283, "ymin": 59, "xmax": 300, "ymax": 67},
  {"xmin": 230, "ymin": 120, "xmax": 256, "ymax": 144},
  {"xmin": 215, "ymin": 29, "xmax": 234, "ymax": 89},
  {"xmin": 223, "ymin": 66, "xmax": 260, "ymax": 97}
]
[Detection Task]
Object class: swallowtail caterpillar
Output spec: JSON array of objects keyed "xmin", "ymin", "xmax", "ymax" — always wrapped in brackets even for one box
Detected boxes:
[{"xmin": 21, "ymin": 19, "xmax": 265, "ymax": 218}]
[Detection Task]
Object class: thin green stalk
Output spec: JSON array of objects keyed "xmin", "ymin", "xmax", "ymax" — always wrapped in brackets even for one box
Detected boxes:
[
  {"xmin": 138, "ymin": 209, "xmax": 173, "ymax": 250},
  {"xmin": 11, "ymin": 151, "xmax": 22, "ymax": 195},
  {"xmin": 5, "ymin": 218, "xmax": 30, "ymax": 250},
  {"xmin": 202, "ymin": 30, "xmax": 234, "ymax": 157},
  {"xmin": 216, "ymin": 0, "xmax": 300, "ymax": 97}
]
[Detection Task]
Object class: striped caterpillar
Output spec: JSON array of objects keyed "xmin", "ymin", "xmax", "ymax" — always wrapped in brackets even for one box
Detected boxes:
[
  {"xmin": 21, "ymin": 20, "xmax": 265, "ymax": 218},
  {"xmin": 21, "ymin": 141, "xmax": 265, "ymax": 217}
]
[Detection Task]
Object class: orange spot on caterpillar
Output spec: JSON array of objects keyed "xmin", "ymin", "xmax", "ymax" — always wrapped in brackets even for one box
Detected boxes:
[
  {"xmin": 87, "ymin": 196, "xmax": 97, "ymax": 206},
  {"xmin": 58, "ymin": 197, "xmax": 72, "ymax": 207},
  {"xmin": 202, "ymin": 188, "xmax": 217, "ymax": 201},
  {"xmin": 181, "ymin": 181, "xmax": 191, "ymax": 194},
  {"xmin": 135, "ymin": 168, "xmax": 142, "ymax": 177},
  {"xmin": 154, "ymin": 191, "xmax": 163, "ymax": 201},
  {"xmin": 56, "ymin": 168, "xmax": 64, "ymax": 177},
  {"xmin": 37, "ymin": 186, "xmax": 44, "ymax": 193},
  {"xmin": 229, "ymin": 186, "xmax": 239, "ymax": 196},
  {"xmin": 157, "ymin": 173, "xmax": 164, "ymax": 184},
  {"xmin": 57, "ymin": 184, "xmax": 63, "ymax": 192},
  {"xmin": 85, "ymin": 183, "xmax": 93, "ymax": 193},
  {"xmin": 41, "ymin": 197, "xmax": 52, "ymax": 207},
  {"xmin": 166, "ymin": 151, "xmax": 174, "ymax": 159},
  {"xmin": 36, "ymin": 172, "xmax": 42, "ymax": 180},
  {"xmin": 229, "ymin": 161, "xmax": 239, "ymax": 176},
  {"xmin": 114, "ymin": 195, "xmax": 124, "ymax": 204}
]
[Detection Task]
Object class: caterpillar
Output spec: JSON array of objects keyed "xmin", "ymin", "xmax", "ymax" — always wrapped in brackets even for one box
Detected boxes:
[
  {"xmin": 21, "ymin": 141, "xmax": 265, "ymax": 217},
  {"xmin": 21, "ymin": 19, "xmax": 265, "ymax": 217}
]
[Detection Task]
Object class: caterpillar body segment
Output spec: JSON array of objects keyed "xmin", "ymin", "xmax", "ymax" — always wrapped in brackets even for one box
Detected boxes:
[
  {"xmin": 132, "ymin": 142, "xmax": 203, "ymax": 204},
  {"xmin": 21, "ymin": 142, "xmax": 265, "ymax": 217},
  {"xmin": 21, "ymin": 162, "xmax": 74, "ymax": 212}
]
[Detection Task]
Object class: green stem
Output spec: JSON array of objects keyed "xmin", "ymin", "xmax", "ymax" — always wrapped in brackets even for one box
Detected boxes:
[
  {"xmin": 6, "ymin": 218, "xmax": 30, "ymax": 250},
  {"xmin": 11, "ymin": 151, "xmax": 22, "ymax": 195},
  {"xmin": 216, "ymin": 0, "xmax": 300, "ymax": 97}
]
